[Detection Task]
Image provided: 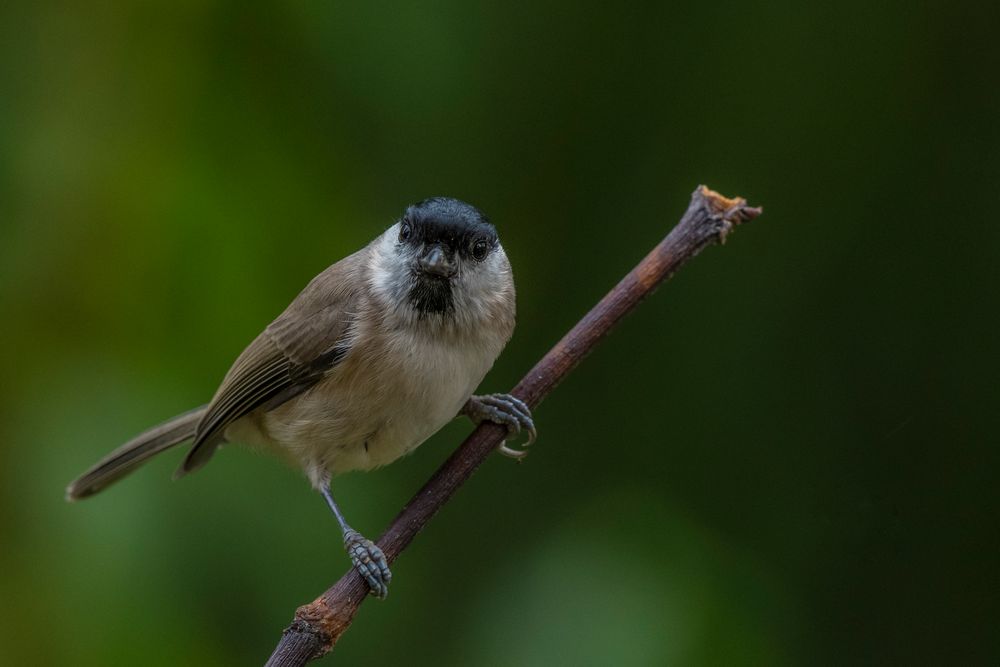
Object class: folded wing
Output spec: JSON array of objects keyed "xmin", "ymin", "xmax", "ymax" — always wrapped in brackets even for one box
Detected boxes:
[{"xmin": 178, "ymin": 248, "xmax": 366, "ymax": 475}]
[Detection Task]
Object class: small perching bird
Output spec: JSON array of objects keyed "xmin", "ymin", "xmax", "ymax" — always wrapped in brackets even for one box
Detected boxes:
[{"xmin": 66, "ymin": 197, "xmax": 535, "ymax": 598}]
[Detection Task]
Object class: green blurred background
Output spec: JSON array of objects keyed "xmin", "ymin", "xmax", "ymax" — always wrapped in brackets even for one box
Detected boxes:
[{"xmin": 2, "ymin": 1, "xmax": 998, "ymax": 665}]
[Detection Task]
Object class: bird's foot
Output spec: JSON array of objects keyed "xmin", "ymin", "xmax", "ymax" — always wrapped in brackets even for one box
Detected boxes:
[
  {"xmin": 343, "ymin": 529, "xmax": 391, "ymax": 598},
  {"xmin": 463, "ymin": 393, "xmax": 537, "ymax": 460}
]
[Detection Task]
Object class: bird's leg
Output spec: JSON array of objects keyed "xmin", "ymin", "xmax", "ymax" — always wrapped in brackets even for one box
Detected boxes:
[
  {"xmin": 461, "ymin": 393, "xmax": 537, "ymax": 460},
  {"xmin": 320, "ymin": 482, "xmax": 391, "ymax": 598}
]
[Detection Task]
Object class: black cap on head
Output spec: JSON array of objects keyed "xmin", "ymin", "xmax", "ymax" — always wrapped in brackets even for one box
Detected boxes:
[{"xmin": 403, "ymin": 197, "xmax": 496, "ymax": 250}]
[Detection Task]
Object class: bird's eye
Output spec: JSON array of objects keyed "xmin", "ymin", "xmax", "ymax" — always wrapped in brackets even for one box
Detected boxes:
[
  {"xmin": 472, "ymin": 238, "xmax": 490, "ymax": 261},
  {"xmin": 399, "ymin": 222, "xmax": 412, "ymax": 242}
]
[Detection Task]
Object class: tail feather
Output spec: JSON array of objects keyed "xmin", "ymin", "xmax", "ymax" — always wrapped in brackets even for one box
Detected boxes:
[{"xmin": 66, "ymin": 405, "xmax": 208, "ymax": 501}]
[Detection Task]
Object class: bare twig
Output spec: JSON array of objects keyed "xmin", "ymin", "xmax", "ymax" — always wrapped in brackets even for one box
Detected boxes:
[{"xmin": 264, "ymin": 185, "xmax": 762, "ymax": 666}]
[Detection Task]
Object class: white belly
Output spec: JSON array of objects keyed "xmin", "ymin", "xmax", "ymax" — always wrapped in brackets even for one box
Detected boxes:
[{"xmin": 226, "ymin": 324, "xmax": 503, "ymax": 488}]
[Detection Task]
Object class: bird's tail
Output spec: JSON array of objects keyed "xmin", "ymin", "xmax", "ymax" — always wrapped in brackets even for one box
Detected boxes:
[{"xmin": 65, "ymin": 405, "xmax": 208, "ymax": 501}]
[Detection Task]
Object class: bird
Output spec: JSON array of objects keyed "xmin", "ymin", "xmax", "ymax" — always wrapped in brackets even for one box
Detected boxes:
[{"xmin": 66, "ymin": 197, "xmax": 535, "ymax": 598}]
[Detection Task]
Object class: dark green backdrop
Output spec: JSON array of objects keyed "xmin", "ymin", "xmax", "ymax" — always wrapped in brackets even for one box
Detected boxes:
[{"xmin": 2, "ymin": 1, "xmax": 997, "ymax": 665}]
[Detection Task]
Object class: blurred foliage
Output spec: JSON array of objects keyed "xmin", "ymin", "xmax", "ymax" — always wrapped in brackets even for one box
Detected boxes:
[{"xmin": 1, "ymin": 1, "xmax": 998, "ymax": 665}]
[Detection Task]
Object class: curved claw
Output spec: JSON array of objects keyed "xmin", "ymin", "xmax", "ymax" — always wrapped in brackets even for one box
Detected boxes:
[
  {"xmin": 344, "ymin": 529, "xmax": 392, "ymax": 598},
  {"xmin": 463, "ymin": 393, "xmax": 537, "ymax": 458},
  {"xmin": 498, "ymin": 443, "xmax": 530, "ymax": 460},
  {"xmin": 503, "ymin": 395, "xmax": 537, "ymax": 447}
]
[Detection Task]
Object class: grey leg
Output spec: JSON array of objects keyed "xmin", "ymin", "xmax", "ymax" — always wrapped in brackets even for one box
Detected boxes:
[
  {"xmin": 462, "ymin": 393, "xmax": 537, "ymax": 460},
  {"xmin": 321, "ymin": 483, "xmax": 392, "ymax": 598}
]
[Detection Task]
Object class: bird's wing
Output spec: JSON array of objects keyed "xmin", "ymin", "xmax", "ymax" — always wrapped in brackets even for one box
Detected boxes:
[{"xmin": 178, "ymin": 247, "xmax": 368, "ymax": 476}]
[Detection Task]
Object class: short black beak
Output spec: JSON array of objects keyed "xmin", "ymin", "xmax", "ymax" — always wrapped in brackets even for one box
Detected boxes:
[{"xmin": 418, "ymin": 245, "xmax": 456, "ymax": 278}]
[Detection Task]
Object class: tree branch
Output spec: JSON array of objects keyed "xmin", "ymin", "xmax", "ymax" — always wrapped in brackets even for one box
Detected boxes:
[{"xmin": 264, "ymin": 185, "xmax": 762, "ymax": 666}]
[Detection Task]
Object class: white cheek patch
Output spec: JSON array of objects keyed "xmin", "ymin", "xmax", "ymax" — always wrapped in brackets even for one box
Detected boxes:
[
  {"xmin": 451, "ymin": 245, "xmax": 513, "ymax": 323},
  {"xmin": 368, "ymin": 227, "xmax": 406, "ymax": 302}
]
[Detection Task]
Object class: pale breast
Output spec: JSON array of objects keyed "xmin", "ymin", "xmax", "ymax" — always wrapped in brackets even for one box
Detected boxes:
[{"xmin": 239, "ymin": 321, "xmax": 505, "ymax": 486}]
